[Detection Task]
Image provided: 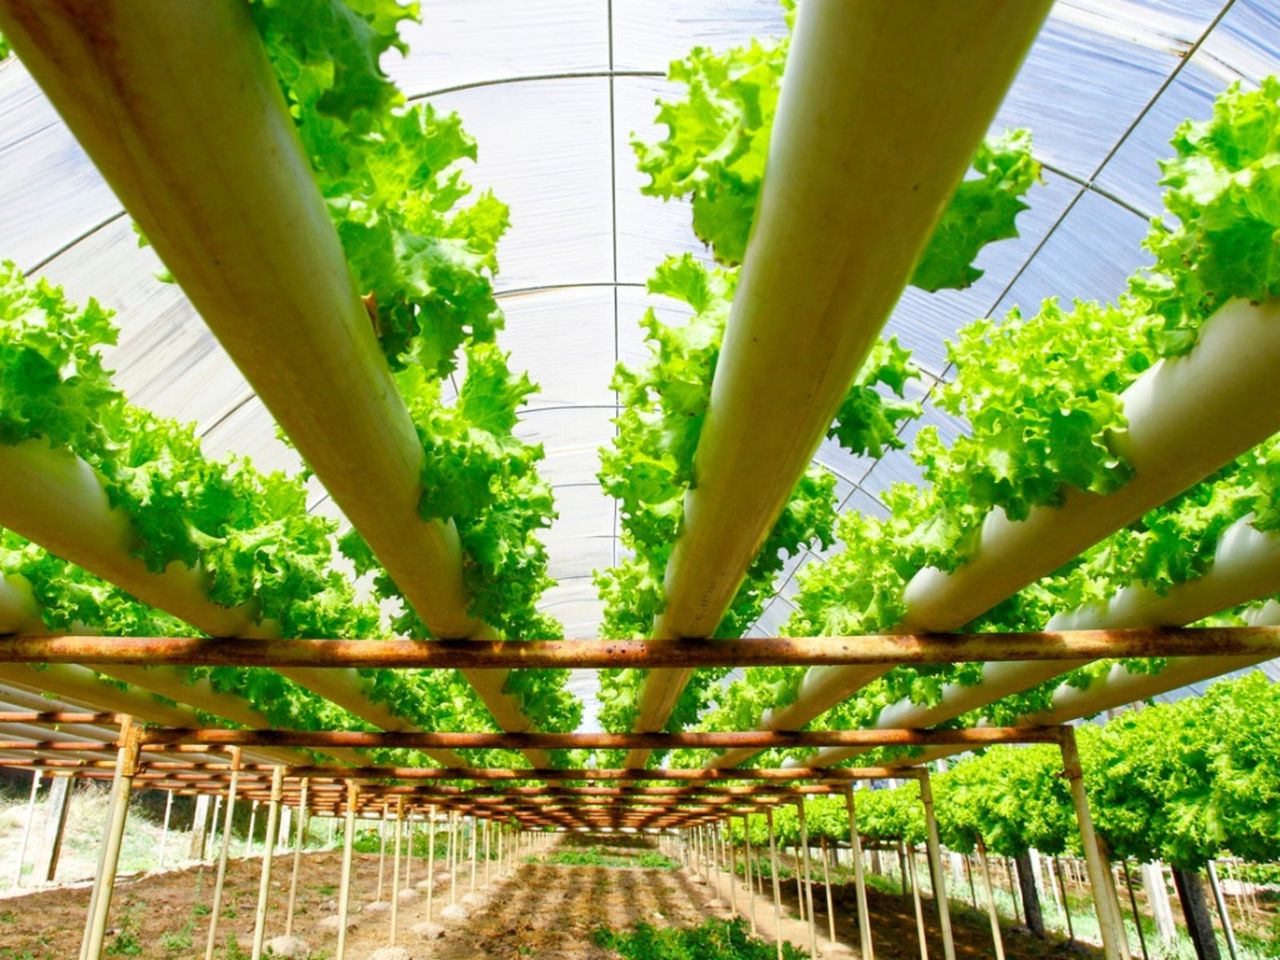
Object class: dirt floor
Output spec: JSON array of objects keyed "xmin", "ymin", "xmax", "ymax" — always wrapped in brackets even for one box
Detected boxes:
[{"xmin": 0, "ymin": 837, "xmax": 1107, "ymax": 959}]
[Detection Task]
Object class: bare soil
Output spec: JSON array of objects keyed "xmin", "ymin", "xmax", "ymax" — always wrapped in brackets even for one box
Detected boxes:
[{"xmin": 0, "ymin": 838, "xmax": 1106, "ymax": 959}]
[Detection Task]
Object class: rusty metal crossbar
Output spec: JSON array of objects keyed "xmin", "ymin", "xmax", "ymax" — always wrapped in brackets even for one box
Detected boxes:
[{"xmin": 0, "ymin": 625, "xmax": 1271, "ymax": 668}]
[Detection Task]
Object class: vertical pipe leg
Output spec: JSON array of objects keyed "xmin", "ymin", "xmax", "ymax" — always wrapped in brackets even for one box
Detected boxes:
[
  {"xmin": 45, "ymin": 774, "xmax": 73, "ymax": 884},
  {"xmin": 493, "ymin": 815, "xmax": 500, "ymax": 880},
  {"xmin": 1006, "ymin": 857, "xmax": 1024, "ymax": 926},
  {"xmin": 820, "ymin": 838, "xmax": 836, "ymax": 945},
  {"xmin": 80, "ymin": 718, "xmax": 142, "ymax": 960},
  {"xmin": 729, "ymin": 821, "xmax": 739, "ymax": 916},
  {"xmin": 158, "ymin": 788, "xmax": 174, "ymax": 873},
  {"xmin": 907, "ymin": 843, "xmax": 930, "ymax": 960},
  {"xmin": 470, "ymin": 815, "xmax": 478, "ymax": 893},
  {"xmin": 376, "ymin": 800, "xmax": 389, "ymax": 903},
  {"xmin": 335, "ymin": 782, "xmax": 358, "ymax": 960},
  {"xmin": 1055, "ymin": 856, "xmax": 1076, "ymax": 942},
  {"xmin": 920, "ymin": 772, "xmax": 956, "ymax": 960},
  {"xmin": 449, "ymin": 811, "xmax": 458, "ymax": 906},
  {"xmin": 1122, "ymin": 859, "xmax": 1150, "ymax": 960},
  {"xmin": 767, "ymin": 808, "xmax": 783, "ymax": 960},
  {"xmin": 405, "ymin": 809, "xmax": 415, "ymax": 888},
  {"xmin": 190, "ymin": 794, "xmax": 211, "ymax": 862},
  {"xmin": 204, "ymin": 748, "xmax": 244, "ymax": 960},
  {"xmin": 250, "ymin": 766, "xmax": 283, "ymax": 960},
  {"xmin": 1061, "ymin": 729, "xmax": 1129, "ymax": 960},
  {"xmin": 279, "ymin": 806, "xmax": 291, "ymax": 857},
  {"xmin": 285, "ymin": 778, "xmax": 308, "ymax": 938},
  {"xmin": 714, "ymin": 824, "xmax": 723, "ymax": 899},
  {"xmin": 14, "ymin": 770, "xmax": 40, "ymax": 888},
  {"xmin": 1207, "ymin": 861, "xmax": 1239, "ymax": 960},
  {"xmin": 209, "ymin": 795, "xmax": 223, "ymax": 864},
  {"xmin": 426, "ymin": 804, "xmax": 437, "ymax": 922},
  {"xmin": 845, "ymin": 786, "xmax": 874, "ymax": 960},
  {"xmin": 795, "ymin": 853, "xmax": 806, "ymax": 923},
  {"xmin": 797, "ymin": 800, "xmax": 818, "ymax": 959},
  {"xmin": 484, "ymin": 818, "xmax": 491, "ymax": 887},
  {"xmin": 707, "ymin": 826, "xmax": 714, "ymax": 881},
  {"xmin": 744, "ymin": 814, "xmax": 757, "ymax": 935},
  {"xmin": 1048, "ymin": 853, "xmax": 1064, "ymax": 919},
  {"xmin": 245, "ymin": 800, "xmax": 259, "ymax": 860},
  {"xmin": 390, "ymin": 797, "xmax": 404, "ymax": 946},
  {"xmin": 977, "ymin": 836, "xmax": 1006, "ymax": 960}
]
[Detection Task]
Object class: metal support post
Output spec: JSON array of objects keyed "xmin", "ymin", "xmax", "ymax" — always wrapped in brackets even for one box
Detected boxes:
[
  {"xmin": 977, "ymin": 836, "xmax": 1005, "ymax": 960},
  {"xmin": 250, "ymin": 766, "xmax": 283, "ymax": 960},
  {"xmin": 744, "ymin": 814, "xmax": 757, "ymax": 935},
  {"xmin": 45, "ymin": 774, "xmax": 73, "ymax": 883},
  {"xmin": 797, "ymin": 799, "xmax": 818, "ymax": 958},
  {"xmin": 767, "ymin": 807, "xmax": 783, "ymax": 960},
  {"xmin": 80, "ymin": 717, "xmax": 142, "ymax": 960},
  {"xmin": 13, "ymin": 769, "xmax": 40, "ymax": 887},
  {"xmin": 158, "ymin": 788, "xmax": 174, "ymax": 872},
  {"xmin": 335, "ymin": 782, "xmax": 358, "ymax": 960},
  {"xmin": 204, "ymin": 748, "xmax": 243, "ymax": 960},
  {"xmin": 284, "ymin": 778, "xmax": 308, "ymax": 938},
  {"xmin": 1061, "ymin": 728, "xmax": 1129, "ymax": 960},
  {"xmin": 920, "ymin": 771, "xmax": 956, "ymax": 960},
  {"xmin": 390, "ymin": 797, "xmax": 404, "ymax": 945},
  {"xmin": 846, "ymin": 786, "xmax": 874, "ymax": 960}
]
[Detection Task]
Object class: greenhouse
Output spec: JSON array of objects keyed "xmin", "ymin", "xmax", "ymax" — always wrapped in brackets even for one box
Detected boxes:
[{"xmin": 0, "ymin": 0, "xmax": 1277, "ymax": 958}]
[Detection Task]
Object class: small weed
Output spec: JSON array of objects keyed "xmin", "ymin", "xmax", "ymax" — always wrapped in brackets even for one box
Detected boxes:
[
  {"xmin": 105, "ymin": 905, "xmax": 143, "ymax": 956},
  {"xmin": 0, "ymin": 911, "xmax": 16, "ymax": 923},
  {"xmin": 193, "ymin": 902, "xmax": 211, "ymax": 917},
  {"xmin": 161, "ymin": 919, "xmax": 194, "ymax": 954}
]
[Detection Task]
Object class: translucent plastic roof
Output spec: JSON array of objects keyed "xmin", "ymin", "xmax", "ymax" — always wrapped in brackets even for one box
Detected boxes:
[{"xmin": 1, "ymin": 0, "xmax": 1277, "ymax": 725}]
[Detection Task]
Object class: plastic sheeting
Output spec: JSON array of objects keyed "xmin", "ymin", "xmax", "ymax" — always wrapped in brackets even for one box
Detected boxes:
[{"xmin": 1, "ymin": 1, "xmax": 1277, "ymax": 729}]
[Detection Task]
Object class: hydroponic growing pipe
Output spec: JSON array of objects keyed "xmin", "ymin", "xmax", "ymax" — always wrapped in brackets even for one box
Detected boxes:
[
  {"xmin": 863, "ymin": 601, "xmax": 1280, "ymax": 780},
  {"xmin": 0, "ymin": 0, "xmax": 541, "ymax": 758},
  {"xmin": 0, "ymin": 661, "xmax": 303, "ymax": 768},
  {"xmin": 0, "ymin": 492, "xmax": 461, "ymax": 765},
  {"xmin": 804, "ymin": 519, "xmax": 1280, "ymax": 769},
  {"xmin": 2, "ymin": 578, "xmax": 366, "ymax": 768},
  {"xmin": 627, "ymin": 0, "xmax": 1053, "ymax": 762},
  {"xmin": 711, "ymin": 295, "xmax": 1280, "ymax": 769}
]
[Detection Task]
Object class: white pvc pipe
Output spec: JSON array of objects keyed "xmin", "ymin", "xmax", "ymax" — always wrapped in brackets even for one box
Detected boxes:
[
  {"xmin": 893, "ymin": 602, "xmax": 1280, "ymax": 772},
  {"xmin": 905, "ymin": 298, "xmax": 1280, "ymax": 631},
  {"xmin": 0, "ymin": 441, "xmax": 261, "ymax": 636},
  {"xmin": 0, "ymin": 0, "xmax": 542, "ymax": 755},
  {"xmin": 13, "ymin": 769, "xmax": 39, "ymax": 887},
  {"xmin": 808, "ymin": 519, "xmax": 1280, "ymax": 768},
  {"xmin": 0, "ymin": 660, "xmax": 301, "ymax": 767},
  {"xmin": 250, "ymin": 767, "xmax": 284, "ymax": 960},
  {"xmin": 0, "ymin": 444, "xmax": 471, "ymax": 765},
  {"xmin": 722, "ymin": 299, "xmax": 1280, "ymax": 768},
  {"xmin": 629, "ymin": 0, "xmax": 1052, "ymax": 759}
]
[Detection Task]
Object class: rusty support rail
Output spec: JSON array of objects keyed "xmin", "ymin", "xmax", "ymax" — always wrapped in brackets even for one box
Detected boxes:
[
  {"xmin": 0, "ymin": 626, "xmax": 1273, "ymax": 668},
  {"xmin": 134, "ymin": 725, "xmax": 1062, "ymax": 750}
]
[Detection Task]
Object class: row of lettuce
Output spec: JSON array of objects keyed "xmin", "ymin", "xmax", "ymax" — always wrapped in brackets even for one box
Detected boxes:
[
  {"xmin": 595, "ymin": 0, "xmax": 1280, "ymax": 742},
  {"xmin": 594, "ymin": 0, "xmax": 1046, "ymax": 731},
  {"xmin": 0, "ymin": 0, "xmax": 579, "ymax": 749},
  {"xmin": 732, "ymin": 673, "xmax": 1278, "ymax": 873}
]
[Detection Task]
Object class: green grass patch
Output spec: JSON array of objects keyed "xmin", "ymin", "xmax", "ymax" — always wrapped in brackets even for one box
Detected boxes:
[
  {"xmin": 594, "ymin": 918, "xmax": 806, "ymax": 959},
  {"xmin": 533, "ymin": 846, "xmax": 678, "ymax": 870}
]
